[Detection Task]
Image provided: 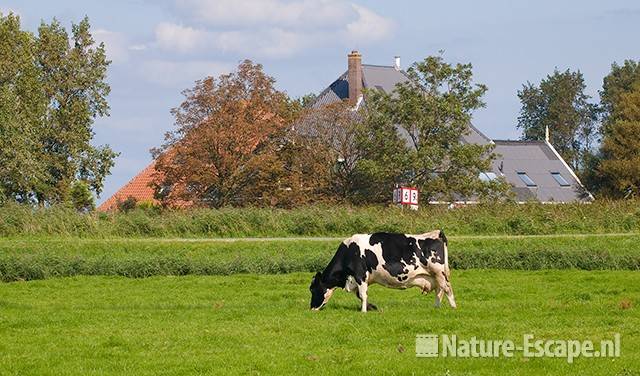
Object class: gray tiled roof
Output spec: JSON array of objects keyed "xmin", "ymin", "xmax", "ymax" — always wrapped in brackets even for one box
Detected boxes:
[
  {"xmin": 362, "ymin": 64, "xmax": 410, "ymax": 94},
  {"xmin": 312, "ymin": 64, "xmax": 411, "ymax": 107},
  {"xmin": 491, "ymin": 140, "xmax": 592, "ymax": 202},
  {"xmin": 312, "ymin": 71, "xmax": 348, "ymax": 107},
  {"xmin": 309, "ymin": 62, "xmax": 592, "ymax": 203}
]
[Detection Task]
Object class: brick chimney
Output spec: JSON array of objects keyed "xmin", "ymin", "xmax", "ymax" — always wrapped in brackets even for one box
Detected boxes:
[{"xmin": 347, "ymin": 50, "xmax": 362, "ymax": 105}]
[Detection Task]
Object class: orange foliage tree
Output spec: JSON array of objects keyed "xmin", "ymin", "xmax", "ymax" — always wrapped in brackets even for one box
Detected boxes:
[{"xmin": 152, "ymin": 60, "xmax": 297, "ymax": 208}]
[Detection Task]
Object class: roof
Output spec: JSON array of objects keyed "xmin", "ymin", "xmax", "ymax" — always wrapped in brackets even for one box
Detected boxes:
[
  {"xmin": 491, "ymin": 140, "xmax": 592, "ymax": 203},
  {"xmin": 313, "ymin": 64, "xmax": 410, "ymax": 107},
  {"xmin": 97, "ymin": 161, "xmax": 160, "ymax": 211}
]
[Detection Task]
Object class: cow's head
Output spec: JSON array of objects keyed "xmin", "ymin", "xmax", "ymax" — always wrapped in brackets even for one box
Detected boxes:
[{"xmin": 309, "ymin": 272, "xmax": 334, "ymax": 310}]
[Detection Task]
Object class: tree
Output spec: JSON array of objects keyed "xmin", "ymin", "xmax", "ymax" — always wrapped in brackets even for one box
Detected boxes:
[
  {"xmin": 377, "ymin": 55, "xmax": 510, "ymax": 202},
  {"xmin": 0, "ymin": 13, "xmax": 48, "ymax": 203},
  {"xmin": 293, "ymin": 101, "xmax": 365, "ymax": 202},
  {"xmin": 600, "ymin": 60, "xmax": 640, "ymax": 126},
  {"xmin": 595, "ymin": 62, "xmax": 640, "ymax": 198},
  {"xmin": 152, "ymin": 60, "xmax": 292, "ymax": 208},
  {"xmin": 351, "ymin": 88, "xmax": 409, "ymax": 203},
  {"xmin": 70, "ymin": 180, "xmax": 95, "ymax": 212},
  {"xmin": 517, "ymin": 69, "xmax": 598, "ymax": 174},
  {"xmin": 0, "ymin": 13, "xmax": 116, "ymax": 205},
  {"xmin": 36, "ymin": 17, "xmax": 116, "ymax": 202}
]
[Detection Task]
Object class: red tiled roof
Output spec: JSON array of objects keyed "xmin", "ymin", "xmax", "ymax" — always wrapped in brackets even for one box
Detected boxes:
[{"xmin": 97, "ymin": 161, "xmax": 160, "ymax": 212}]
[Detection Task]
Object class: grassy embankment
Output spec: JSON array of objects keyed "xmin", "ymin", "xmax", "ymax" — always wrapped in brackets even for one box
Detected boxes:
[
  {"xmin": 1, "ymin": 201, "xmax": 639, "ymax": 280},
  {"xmin": 2, "ymin": 200, "xmax": 640, "ymax": 238},
  {"xmin": 1, "ymin": 234, "xmax": 639, "ymax": 281}
]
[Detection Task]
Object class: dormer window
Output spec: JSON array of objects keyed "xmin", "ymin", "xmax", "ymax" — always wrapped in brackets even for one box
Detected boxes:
[
  {"xmin": 517, "ymin": 172, "xmax": 536, "ymax": 187},
  {"xmin": 551, "ymin": 172, "xmax": 570, "ymax": 187}
]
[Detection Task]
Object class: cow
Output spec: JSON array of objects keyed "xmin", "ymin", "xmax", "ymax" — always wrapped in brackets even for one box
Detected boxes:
[{"xmin": 309, "ymin": 230, "xmax": 456, "ymax": 312}]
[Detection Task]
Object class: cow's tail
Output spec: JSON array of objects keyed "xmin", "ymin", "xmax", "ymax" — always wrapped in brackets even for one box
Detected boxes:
[{"xmin": 439, "ymin": 229, "xmax": 451, "ymax": 280}]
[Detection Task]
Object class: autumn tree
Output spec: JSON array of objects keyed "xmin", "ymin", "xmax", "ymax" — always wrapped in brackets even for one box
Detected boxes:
[
  {"xmin": 152, "ymin": 60, "xmax": 293, "ymax": 208},
  {"xmin": 517, "ymin": 69, "xmax": 598, "ymax": 174},
  {"xmin": 0, "ymin": 13, "xmax": 115, "ymax": 205}
]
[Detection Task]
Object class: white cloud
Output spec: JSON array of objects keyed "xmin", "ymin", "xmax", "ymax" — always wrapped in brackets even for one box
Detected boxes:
[
  {"xmin": 129, "ymin": 44, "xmax": 148, "ymax": 51},
  {"xmin": 346, "ymin": 5, "xmax": 394, "ymax": 44},
  {"xmin": 155, "ymin": 22, "xmax": 211, "ymax": 53},
  {"xmin": 139, "ymin": 59, "xmax": 233, "ymax": 87},
  {"xmin": 154, "ymin": 22, "xmax": 310, "ymax": 58},
  {"xmin": 175, "ymin": 0, "xmax": 355, "ymax": 29},
  {"xmin": 93, "ymin": 29, "xmax": 130, "ymax": 63},
  {"xmin": 158, "ymin": 0, "xmax": 394, "ymax": 58}
]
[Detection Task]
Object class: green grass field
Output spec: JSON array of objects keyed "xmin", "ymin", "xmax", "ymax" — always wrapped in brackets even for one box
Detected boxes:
[
  {"xmin": 0, "ymin": 271, "xmax": 638, "ymax": 375},
  {"xmin": 1, "ymin": 232, "xmax": 638, "ymax": 374}
]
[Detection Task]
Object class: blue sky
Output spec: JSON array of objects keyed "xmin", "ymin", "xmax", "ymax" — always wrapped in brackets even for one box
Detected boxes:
[{"xmin": 2, "ymin": 0, "xmax": 639, "ymax": 204}]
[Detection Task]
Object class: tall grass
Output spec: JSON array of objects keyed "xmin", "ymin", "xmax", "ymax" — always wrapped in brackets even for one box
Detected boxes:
[
  {"xmin": 1, "ymin": 200, "xmax": 640, "ymax": 238},
  {"xmin": 1, "ymin": 235, "xmax": 639, "ymax": 281}
]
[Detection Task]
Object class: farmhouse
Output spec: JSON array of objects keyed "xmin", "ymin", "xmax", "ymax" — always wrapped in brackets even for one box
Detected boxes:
[
  {"xmin": 311, "ymin": 51, "xmax": 593, "ymax": 204},
  {"xmin": 98, "ymin": 52, "xmax": 592, "ymax": 211}
]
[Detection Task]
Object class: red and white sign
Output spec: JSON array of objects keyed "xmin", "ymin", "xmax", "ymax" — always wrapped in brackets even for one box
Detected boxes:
[{"xmin": 393, "ymin": 187, "xmax": 419, "ymax": 206}]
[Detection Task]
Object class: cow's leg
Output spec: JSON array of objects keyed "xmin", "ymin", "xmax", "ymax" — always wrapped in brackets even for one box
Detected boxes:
[
  {"xmin": 355, "ymin": 289, "xmax": 377, "ymax": 311},
  {"xmin": 357, "ymin": 283, "xmax": 369, "ymax": 312},
  {"xmin": 435, "ymin": 270, "xmax": 457, "ymax": 309},
  {"xmin": 434, "ymin": 288, "xmax": 444, "ymax": 308}
]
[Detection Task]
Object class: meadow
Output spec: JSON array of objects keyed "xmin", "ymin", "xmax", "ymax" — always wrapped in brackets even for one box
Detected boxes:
[
  {"xmin": 1, "ymin": 202, "xmax": 639, "ymax": 374},
  {"xmin": 1, "ymin": 271, "xmax": 638, "ymax": 375}
]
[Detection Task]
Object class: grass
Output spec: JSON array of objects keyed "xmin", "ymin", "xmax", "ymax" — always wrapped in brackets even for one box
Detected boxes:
[
  {"xmin": 3, "ymin": 200, "xmax": 640, "ymax": 238},
  {"xmin": 0, "ymin": 271, "xmax": 638, "ymax": 375},
  {"xmin": 1, "ymin": 234, "xmax": 639, "ymax": 281}
]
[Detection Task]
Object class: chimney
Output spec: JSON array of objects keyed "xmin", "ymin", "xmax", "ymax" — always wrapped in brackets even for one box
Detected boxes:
[
  {"xmin": 347, "ymin": 50, "xmax": 362, "ymax": 105},
  {"xmin": 394, "ymin": 56, "xmax": 401, "ymax": 70}
]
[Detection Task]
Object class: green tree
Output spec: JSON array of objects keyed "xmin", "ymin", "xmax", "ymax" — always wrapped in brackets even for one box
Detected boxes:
[
  {"xmin": 0, "ymin": 12, "xmax": 48, "ymax": 203},
  {"xmin": 352, "ymin": 88, "xmax": 409, "ymax": 203},
  {"xmin": 517, "ymin": 69, "xmax": 598, "ymax": 174},
  {"xmin": 69, "ymin": 180, "xmax": 95, "ymax": 212},
  {"xmin": 0, "ymin": 14, "xmax": 116, "ymax": 205},
  {"xmin": 595, "ymin": 61, "xmax": 640, "ymax": 198},
  {"xmin": 600, "ymin": 60, "xmax": 640, "ymax": 126},
  {"xmin": 377, "ymin": 55, "xmax": 510, "ymax": 202},
  {"xmin": 36, "ymin": 17, "xmax": 117, "ymax": 203}
]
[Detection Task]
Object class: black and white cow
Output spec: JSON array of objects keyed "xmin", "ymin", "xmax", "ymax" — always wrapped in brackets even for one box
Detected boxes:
[{"xmin": 309, "ymin": 230, "xmax": 456, "ymax": 312}]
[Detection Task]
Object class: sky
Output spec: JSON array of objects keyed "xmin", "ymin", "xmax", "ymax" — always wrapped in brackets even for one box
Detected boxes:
[{"xmin": 2, "ymin": 0, "xmax": 639, "ymax": 204}]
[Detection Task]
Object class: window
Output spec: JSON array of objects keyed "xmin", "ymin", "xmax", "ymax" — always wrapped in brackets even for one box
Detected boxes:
[
  {"xmin": 551, "ymin": 172, "xmax": 570, "ymax": 187},
  {"xmin": 479, "ymin": 172, "xmax": 498, "ymax": 182},
  {"xmin": 517, "ymin": 172, "xmax": 536, "ymax": 187}
]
